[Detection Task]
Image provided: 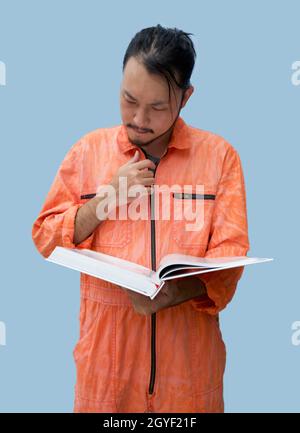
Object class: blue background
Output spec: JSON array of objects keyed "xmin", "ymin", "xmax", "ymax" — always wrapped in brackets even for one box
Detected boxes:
[{"xmin": 0, "ymin": 0, "xmax": 299, "ymax": 412}]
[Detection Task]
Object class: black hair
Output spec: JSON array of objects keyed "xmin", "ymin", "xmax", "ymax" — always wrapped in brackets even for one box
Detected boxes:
[{"xmin": 122, "ymin": 24, "xmax": 196, "ymax": 104}]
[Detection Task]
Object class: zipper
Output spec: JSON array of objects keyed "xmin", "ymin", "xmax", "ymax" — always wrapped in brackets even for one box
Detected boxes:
[
  {"xmin": 138, "ymin": 147, "xmax": 160, "ymax": 395},
  {"xmin": 148, "ymin": 181, "xmax": 157, "ymax": 395},
  {"xmin": 81, "ymin": 150, "xmax": 160, "ymax": 395}
]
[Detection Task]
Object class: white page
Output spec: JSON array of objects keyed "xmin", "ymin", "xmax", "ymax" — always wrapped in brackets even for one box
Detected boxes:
[
  {"xmin": 77, "ymin": 248, "xmax": 154, "ymax": 277},
  {"xmin": 46, "ymin": 247, "xmax": 273, "ymax": 299},
  {"xmin": 161, "ymin": 258, "xmax": 273, "ymax": 281},
  {"xmin": 161, "ymin": 265, "xmax": 204, "ymax": 278},
  {"xmin": 46, "ymin": 247, "xmax": 158, "ymax": 297},
  {"xmin": 156, "ymin": 254, "xmax": 273, "ymax": 279}
]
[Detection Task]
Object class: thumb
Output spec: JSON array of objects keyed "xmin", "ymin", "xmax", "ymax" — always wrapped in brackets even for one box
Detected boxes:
[{"xmin": 128, "ymin": 150, "xmax": 139, "ymax": 164}]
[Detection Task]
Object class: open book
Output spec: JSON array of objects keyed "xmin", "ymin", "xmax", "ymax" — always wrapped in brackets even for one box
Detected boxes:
[{"xmin": 46, "ymin": 247, "xmax": 273, "ymax": 300}]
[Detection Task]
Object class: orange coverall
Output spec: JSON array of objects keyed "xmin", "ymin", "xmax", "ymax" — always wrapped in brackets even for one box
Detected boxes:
[{"xmin": 32, "ymin": 116, "xmax": 249, "ymax": 413}]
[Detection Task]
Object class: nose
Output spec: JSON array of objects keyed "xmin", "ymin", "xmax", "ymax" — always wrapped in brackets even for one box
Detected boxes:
[{"xmin": 133, "ymin": 108, "xmax": 149, "ymax": 131}]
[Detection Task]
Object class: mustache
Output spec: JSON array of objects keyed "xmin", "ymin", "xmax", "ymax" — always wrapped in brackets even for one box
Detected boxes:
[{"xmin": 127, "ymin": 124, "xmax": 153, "ymax": 134}]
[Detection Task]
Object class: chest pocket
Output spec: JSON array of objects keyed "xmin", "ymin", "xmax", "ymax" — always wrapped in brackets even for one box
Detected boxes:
[
  {"xmin": 171, "ymin": 190, "xmax": 216, "ymax": 249},
  {"xmin": 80, "ymin": 193, "xmax": 132, "ymax": 248}
]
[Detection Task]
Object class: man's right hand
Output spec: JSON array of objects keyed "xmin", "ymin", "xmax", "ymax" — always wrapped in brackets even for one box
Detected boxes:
[
  {"xmin": 109, "ymin": 150, "xmax": 156, "ymax": 204},
  {"xmin": 74, "ymin": 151, "xmax": 155, "ymax": 245}
]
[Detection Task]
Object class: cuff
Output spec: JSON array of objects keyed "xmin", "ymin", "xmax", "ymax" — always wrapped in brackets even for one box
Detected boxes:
[
  {"xmin": 61, "ymin": 203, "xmax": 95, "ymax": 250},
  {"xmin": 189, "ymin": 266, "xmax": 245, "ymax": 315}
]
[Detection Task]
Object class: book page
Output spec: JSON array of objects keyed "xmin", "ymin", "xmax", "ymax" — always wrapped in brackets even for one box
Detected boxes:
[
  {"xmin": 75, "ymin": 249, "xmax": 153, "ymax": 277},
  {"xmin": 157, "ymin": 254, "xmax": 273, "ymax": 280},
  {"xmin": 46, "ymin": 247, "xmax": 157, "ymax": 297}
]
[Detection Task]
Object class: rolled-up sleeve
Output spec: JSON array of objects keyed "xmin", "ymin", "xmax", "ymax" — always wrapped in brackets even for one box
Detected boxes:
[
  {"xmin": 190, "ymin": 146, "xmax": 250, "ymax": 315},
  {"xmin": 32, "ymin": 139, "xmax": 95, "ymax": 259}
]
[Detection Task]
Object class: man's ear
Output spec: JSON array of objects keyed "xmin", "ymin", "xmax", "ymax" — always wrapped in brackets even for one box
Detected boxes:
[{"xmin": 181, "ymin": 85, "xmax": 194, "ymax": 109}]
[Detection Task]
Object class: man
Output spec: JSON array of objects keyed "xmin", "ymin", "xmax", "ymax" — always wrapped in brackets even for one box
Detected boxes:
[{"xmin": 32, "ymin": 25, "xmax": 249, "ymax": 413}]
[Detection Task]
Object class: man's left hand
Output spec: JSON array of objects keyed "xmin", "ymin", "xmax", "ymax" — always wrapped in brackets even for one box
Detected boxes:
[{"xmin": 123, "ymin": 276, "xmax": 207, "ymax": 316}]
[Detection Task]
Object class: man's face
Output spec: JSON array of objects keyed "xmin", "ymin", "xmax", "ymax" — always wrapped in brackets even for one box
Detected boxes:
[{"xmin": 120, "ymin": 56, "xmax": 193, "ymax": 146}]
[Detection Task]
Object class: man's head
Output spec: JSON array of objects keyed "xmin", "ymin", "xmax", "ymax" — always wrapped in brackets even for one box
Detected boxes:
[{"xmin": 120, "ymin": 25, "xmax": 196, "ymax": 147}]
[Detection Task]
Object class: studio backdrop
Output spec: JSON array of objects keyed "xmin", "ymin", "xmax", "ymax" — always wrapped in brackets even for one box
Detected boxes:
[{"xmin": 0, "ymin": 0, "xmax": 299, "ymax": 413}]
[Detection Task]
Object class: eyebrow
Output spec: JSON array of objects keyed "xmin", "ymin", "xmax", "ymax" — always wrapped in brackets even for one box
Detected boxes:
[{"xmin": 123, "ymin": 90, "xmax": 168, "ymax": 106}]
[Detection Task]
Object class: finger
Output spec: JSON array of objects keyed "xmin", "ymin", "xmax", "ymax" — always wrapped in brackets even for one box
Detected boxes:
[
  {"xmin": 141, "ymin": 178, "xmax": 155, "ymax": 186},
  {"xmin": 140, "ymin": 168, "xmax": 154, "ymax": 178},
  {"xmin": 140, "ymin": 173, "xmax": 155, "ymax": 181},
  {"xmin": 125, "ymin": 150, "xmax": 140, "ymax": 165},
  {"xmin": 133, "ymin": 159, "xmax": 156, "ymax": 171}
]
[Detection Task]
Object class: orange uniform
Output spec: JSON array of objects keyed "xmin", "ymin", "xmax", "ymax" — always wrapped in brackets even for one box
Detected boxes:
[{"xmin": 32, "ymin": 116, "xmax": 249, "ymax": 412}]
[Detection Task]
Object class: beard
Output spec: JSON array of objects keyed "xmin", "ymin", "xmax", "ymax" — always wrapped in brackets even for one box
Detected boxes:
[
  {"xmin": 126, "ymin": 107, "xmax": 183, "ymax": 149},
  {"xmin": 128, "ymin": 135, "xmax": 155, "ymax": 147}
]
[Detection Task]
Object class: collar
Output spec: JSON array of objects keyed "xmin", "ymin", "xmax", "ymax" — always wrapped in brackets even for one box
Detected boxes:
[{"xmin": 116, "ymin": 116, "xmax": 191, "ymax": 154}]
